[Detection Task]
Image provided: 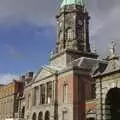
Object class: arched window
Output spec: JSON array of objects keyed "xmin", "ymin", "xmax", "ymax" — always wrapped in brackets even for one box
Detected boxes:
[
  {"xmin": 66, "ymin": 28, "xmax": 73, "ymax": 40},
  {"xmin": 38, "ymin": 112, "xmax": 43, "ymax": 120},
  {"xmin": 45, "ymin": 111, "xmax": 50, "ymax": 120},
  {"xmin": 32, "ymin": 112, "xmax": 37, "ymax": 120}
]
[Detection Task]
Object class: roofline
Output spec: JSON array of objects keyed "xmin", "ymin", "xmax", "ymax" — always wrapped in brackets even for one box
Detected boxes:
[{"xmin": 93, "ymin": 69, "xmax": 120, "ymax": 78}]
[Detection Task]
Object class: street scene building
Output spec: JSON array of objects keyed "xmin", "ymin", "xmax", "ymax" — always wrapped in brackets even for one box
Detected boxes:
[
  {"xmin": 0, "ymin": 80, "xmax": 24, "ymax": 120},
  {"xmin": 24, "ymin": 0, "xmax": 98, "ymax": 120},
  {"xmin": 0, "ymin": 0, "xmax": 120, "ymax": 120}
]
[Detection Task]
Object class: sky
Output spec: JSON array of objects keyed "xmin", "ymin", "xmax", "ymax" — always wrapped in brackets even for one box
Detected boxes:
[{"xmin": 0, "ymin": 0, "xmax": 120, "ymax": 84}]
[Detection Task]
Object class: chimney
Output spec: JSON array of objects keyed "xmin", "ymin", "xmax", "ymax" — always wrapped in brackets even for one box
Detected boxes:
[
  {"xmin": 25, "ymin": 72, "xmax": 34, "ymax": 81},
  {"xmin": 20, "ymin": 75, "xmax": 25, "ymax": 81}
]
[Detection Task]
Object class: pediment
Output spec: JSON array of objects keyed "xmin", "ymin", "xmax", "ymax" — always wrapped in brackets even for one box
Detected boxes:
[
  {"xmin": 33, "ymin": 64, "xmax": 65, "ymax": 82},
  {"xmin": 34, "ymin": 67, "xmax": 53, "ymax": 81}
]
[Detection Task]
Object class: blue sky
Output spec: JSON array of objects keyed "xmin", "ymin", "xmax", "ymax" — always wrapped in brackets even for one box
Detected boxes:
[
  {"xmin": 0, "ymin": 0, "xmax": 120, "ymax": 83},
  {"xmin": 0, "ymin": 22, "xmax": 56, "ymax": 74}
]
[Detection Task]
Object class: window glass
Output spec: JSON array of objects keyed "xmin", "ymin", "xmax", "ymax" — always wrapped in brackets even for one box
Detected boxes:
[
  {"xmin": 66, "ymin": 29, "xmax": 73, "ymax": 40},
  {"xmin": 40, "ymin": 84, "xmax": 45, "ymax": 104},
  {"xmin": 47, "ymin": 82, "xmax": 52, "ymax": 104}
]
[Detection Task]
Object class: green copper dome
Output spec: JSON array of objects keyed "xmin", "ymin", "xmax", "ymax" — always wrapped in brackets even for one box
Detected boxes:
[{"xmin": 60, "ymin": 0, "xmax": 86, "ymax": 8}]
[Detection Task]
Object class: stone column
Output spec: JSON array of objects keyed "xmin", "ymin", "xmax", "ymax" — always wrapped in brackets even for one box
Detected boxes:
[
  {"xmin": 36, "ymin": 86, "xmax": 39, "ymax": 105},
  {"xmin": 52, "ymin": 80, "xmax": 55, "ymax": 104},
  {"xmin": 96, "ymin": 78, "xmax": 103, "ymax": 120},
  {"xmin": 96, "ymin": 78, "xmax": 110, "ymax": 120},
  {"xmin": 39, "ymin": 85, "xmax": 41, "ymax": 105},
  {"xmin": 32, "ymin": 88, "xmax": 35, "ymax": 106},
  {"xmin": 45, "ymin": 83, "xmax": 47, "ymax": 104}
]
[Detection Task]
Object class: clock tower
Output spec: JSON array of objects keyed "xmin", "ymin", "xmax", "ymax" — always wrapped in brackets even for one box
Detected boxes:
[
  {"xmin": 50, "ymin": 0, "xmax": 97, "ymax": 66},
  {"xmin": 56, "ymin": 0, "xmax": 90, "ymax": 53}
]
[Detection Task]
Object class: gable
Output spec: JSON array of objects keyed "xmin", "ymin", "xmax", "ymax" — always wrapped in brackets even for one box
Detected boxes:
[{"xmin": 34, "ymin": 68, "xmax": 53, "ymax": 82}]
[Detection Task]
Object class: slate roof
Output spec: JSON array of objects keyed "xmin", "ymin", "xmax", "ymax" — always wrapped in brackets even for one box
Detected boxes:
[
  {"xmin": 102, "ymin": 56, "xmax": 120, "ymax": 75},
  {"xmin": 93, "ymin": 41, "xmax": 120, "ymax": 77}
]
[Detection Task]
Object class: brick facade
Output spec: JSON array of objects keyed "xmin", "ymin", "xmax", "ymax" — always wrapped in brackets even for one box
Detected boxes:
[{"xmin": 0, "ymin": 80, "xmax": 24, "ymax": 120}]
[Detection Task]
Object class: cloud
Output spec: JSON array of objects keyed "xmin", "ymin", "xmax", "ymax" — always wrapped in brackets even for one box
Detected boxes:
[
  {"xmin": 0, "ymin": 73, "xmax": 19, "ymax": 84},
  {"xmin": 0, "ymin": 0, "xmax": 119, "ymax": 57}
]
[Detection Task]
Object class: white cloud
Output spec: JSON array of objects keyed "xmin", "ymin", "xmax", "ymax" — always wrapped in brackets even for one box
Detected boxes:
[{"xmin": 0, "ymin": 73, "xmax": 19, "ymax": 84}]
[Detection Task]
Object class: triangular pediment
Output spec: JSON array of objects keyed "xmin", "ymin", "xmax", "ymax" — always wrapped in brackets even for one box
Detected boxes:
[
  {"xmin": 33, "ymin": 64, "xmax": 65, "ymax": 82},
  {"xmin": 34, "ymin": 67, "xmax": 53, "ymax": 82}
]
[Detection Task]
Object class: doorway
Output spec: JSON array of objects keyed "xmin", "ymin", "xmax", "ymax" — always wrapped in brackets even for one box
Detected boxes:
[{"xmin": 105, "ymin": 87, "xmax": 120, "ymax": 120}]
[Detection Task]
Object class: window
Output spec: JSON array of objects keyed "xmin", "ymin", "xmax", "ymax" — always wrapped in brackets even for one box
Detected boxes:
[
  {"xmin": 77, "ymin": 30, "xmax": 83, "ymax": 40},
  {"xmin": 15, "ymin": 100, "xmax": 19, "ymax": 112},
  {"xmin": 87, "ymin": 118, "xmax": 95, "ymax": 120},
  {"xmin": 62, "ymin": 111, "xmax": 67, "ymax": 120},
  {"xmin": 32, "ymin": 112, "xmax": 37, "ymax": 120},
  {"xmin": 33, "ymin": 86, "xmax": 39, "ymax": 105},
  {"xmin": 38, "ymin": 112, "xmax": 43, "ymax": 120},
  {"xmin": 63, "ymin": 83, "xmax": 68, "ymax": 103},
  {"xmin": 45, "ymin": 111, "xmax": 50, "ymax": 120},
  {"xmin": 91, "ymin": 82, "xmax": 96, "ymax": 99},
  {"xmin": 66, "ymin": 28, "xmax": 73, "ymax": 40},
  {"xmin": 47, "ymin": 82, "xmax": 52, "ymax": 104},
  {"xmin": 40, "ymin": 84, "xmax": 45, "ymax": 104}
]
